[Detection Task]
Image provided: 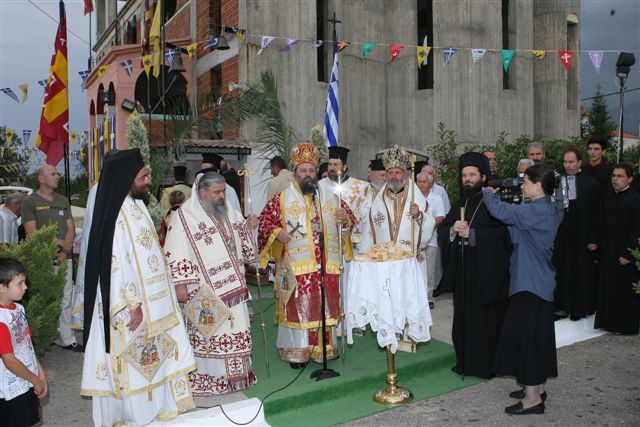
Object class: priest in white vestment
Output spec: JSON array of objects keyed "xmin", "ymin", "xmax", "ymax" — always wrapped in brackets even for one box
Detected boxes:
[
  {"xmin": 164, "ymin": 172, "xmax": 259, "ymax": 396},
  {"xmin": 81, "ymin": 149, "xmax": 196, "ymax": 426}
]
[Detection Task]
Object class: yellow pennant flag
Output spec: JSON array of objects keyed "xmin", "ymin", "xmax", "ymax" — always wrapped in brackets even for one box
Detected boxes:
[
  {"xmin": 6, "ymin": 129, "xmax": 15, "ymax": 144},
  {"xmin": 70, "ymin": 130, "xmax": 78, "ymax": 145},
  {"xmin": 18, "ymin": 84, "xmax": 29, "ymax": 103},
  {"xmin": 531, "ymin": 50, "xmax": 547, "ymax": 59},
  {"xmin": 98, "ymin": 65, "xmax": 110, "ymax": 78},
  {"xmin": 149, "ymin": 0, "xmax": 162, "ymax": 78},
  {"xmin": 80, "ymin": 131, "xmax": 86, "ymax": 145},
  {"xmin": 142, "ymin": 54, "xmax": 153, "ymax": 77},
  {"xmin": 0, "ymin": 148, "xmax": 4, "ymax": 158},
  {"xmin": 186, "ymin": 42, "xmax": 199, "ymax": 59},
  {"xmin": 234, "ymin": 29, "xmax": 245, "ymax": 42},
  {"xmin": 417, "ymin": 46, "xmax": 431, "ymax": 69}
]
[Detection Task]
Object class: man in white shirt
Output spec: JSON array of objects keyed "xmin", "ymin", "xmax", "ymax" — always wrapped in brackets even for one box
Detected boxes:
[
  {"xmin": 416, "ymin": 172, "xmax": 445, "ymax": 308},
  {"xmin": 420, "ymin": 164, "xmax": 451, "ymax": 214},
  {"xmin": 0, "ymin": 192, "xmax": 24, "ymax": 247}
]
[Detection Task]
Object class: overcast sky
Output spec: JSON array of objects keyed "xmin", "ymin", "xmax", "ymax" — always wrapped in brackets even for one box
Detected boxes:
[{"xmin": 1, "ymin": 0, "xmax": 639, "ymax": 163}]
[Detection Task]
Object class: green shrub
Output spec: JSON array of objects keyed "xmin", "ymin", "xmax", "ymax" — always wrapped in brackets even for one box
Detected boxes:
[{"xmin": 1, "ymin": 226, "xmax": 65, "ymax": 357}]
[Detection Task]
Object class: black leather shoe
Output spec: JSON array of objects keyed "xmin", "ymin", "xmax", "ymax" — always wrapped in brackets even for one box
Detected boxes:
[
  {"xmin": 505, "ymin": 401, "xmax": 545, "ymax": 415},
  {"xmin": 289, "ymin": 362, "xmax": 309, "ymax": 369},
  {"xmin": 61, "ymin": 344, "xmax": 83, "ymax": 352},
  {"xmin": 509, "ymin": 388, "xmax": 547, "ymax": 401}
]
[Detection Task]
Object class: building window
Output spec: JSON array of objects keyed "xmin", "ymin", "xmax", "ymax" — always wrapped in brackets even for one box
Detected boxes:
[
  {"xmin": 125, "ymin": 16, "xmax": 137, "ymax": 44},
  {"xmin": 417, "ymin": 0, "xmax": 433, "ymax": 90},
  {"xmin": 316, "ymin": 0, "xmax": 328, "ymax": 83},
  {"xmin": 566, "ymin": 14, "xmax": 579, "ymax": 110},
  {"xmin": 502, "ymin": 0, "xmax": 517, "ymax": 90}
]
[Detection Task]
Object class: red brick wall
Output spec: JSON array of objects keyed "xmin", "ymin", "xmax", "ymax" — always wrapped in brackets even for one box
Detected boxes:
[{"xmin": 164, "ymin": 0, "xmax": 190, "ymax": 41}]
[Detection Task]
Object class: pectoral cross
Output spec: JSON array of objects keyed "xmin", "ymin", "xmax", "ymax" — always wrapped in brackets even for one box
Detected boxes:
[{"xmin": 287, "ymin": 220, "xmax": 306, "ymax": 237}]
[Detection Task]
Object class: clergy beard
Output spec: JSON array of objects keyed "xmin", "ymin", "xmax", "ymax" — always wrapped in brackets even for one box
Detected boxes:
[
  {"xmin": 299, "ymin": 178, "xmax": 318, "ymax": 195},
  {"xmin": 130, "ymin": 184, "xmax": 150, "ymax": 204},
  {"xmin": 328, "ymin": 171, "xmax": 339, "ymax": 182},
  {"xmin": 462, "ymin": 181, "xmax": 483, "ymax": 198},
  {"xmin": 204, "ymin": 199, "xmax": 227, "ymax": 219},
  {"xmin": 387, "ymin": 180, "xmax": 404, "ymax": 193}
]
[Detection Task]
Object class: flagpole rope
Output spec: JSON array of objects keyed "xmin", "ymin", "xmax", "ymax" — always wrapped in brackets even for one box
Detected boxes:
[{"xmin": 26, "ymin": 0, "xmax": 91, "ymax": 46}]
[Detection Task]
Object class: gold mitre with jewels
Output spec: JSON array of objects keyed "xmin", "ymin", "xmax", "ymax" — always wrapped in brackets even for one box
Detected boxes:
[
  {"xmin": 382, "ymin": 145, "xmax": 411, "ymax": 170},
  {"xmin": 290, "ymin": 142, "xmax": 320, "ymax": 167}
]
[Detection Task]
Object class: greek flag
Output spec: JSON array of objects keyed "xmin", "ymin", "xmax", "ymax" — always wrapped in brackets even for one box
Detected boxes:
[
  {"xmin": 323, "ymin": 51, "xmax": 339, "ymax": 147},
  {"xmin": 119, "ymin": 59, "xmax": 133, "ymax": 77}
]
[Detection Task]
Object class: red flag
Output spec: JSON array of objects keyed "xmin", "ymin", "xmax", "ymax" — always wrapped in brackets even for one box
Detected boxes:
[
  {"xmin": 389, "ymin": 44, "xmax": 405, "ymax": 63},
  {"xmin": 142, "ymin": 0, "xmax": 153, "ymax": 55},
  {"xmin": 36, "ymin": 0, "xmax": 69, "ymax": 166},
  {"xmin": 84, "ymin": 0, "xmax": 93, "ymax": 15},
  {"xmin": 558, "ymin": 50, "xmax": 573, "ymax": 71}
]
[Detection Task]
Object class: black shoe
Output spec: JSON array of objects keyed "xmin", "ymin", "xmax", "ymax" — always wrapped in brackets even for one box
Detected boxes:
[
  {"xmin": 509, "ymin": 388, "xmax": 547, "ymax": 401},
  {"xmin": 429, "ymin": 301, "xmax": 435, "ymax": 309},
  {"xmin": 61, "ymin": 343, "xmax": 83, "ymax": 352},
  {"xmin": 505, "ymin": 401, "xmax": 545, "ymax": 415},
  {"xmin": 289, "ymin": 362, "xmax": 309, "ymax": 369}
]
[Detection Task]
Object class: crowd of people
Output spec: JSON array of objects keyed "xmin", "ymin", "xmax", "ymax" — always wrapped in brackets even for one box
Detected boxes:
[{"xmin": 0, "ymin": 135, "xmax": 638, "ymax": 424}]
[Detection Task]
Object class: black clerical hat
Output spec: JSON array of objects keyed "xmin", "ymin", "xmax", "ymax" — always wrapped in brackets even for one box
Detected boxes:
[
  {"xmin": 173, "ymin": 165, "xmax": 187, "ymax": 180},
  {"xmin": 202, "ymin": 153, "xmax": 223, "ymax": 168},
  {"xmin": 370, "ymin": 159, "xmax": 385, "ymax": 171},
  {"xmin": 328, "ymin": 146, "xmax": 350, "ymax": 163},
  {"xmin": 318, "ymin": 162, "xmax": 329, "ymax": 177},
  {"xmin": 459, "ymin": 152, "xmax": 491, "ymax": 177}
]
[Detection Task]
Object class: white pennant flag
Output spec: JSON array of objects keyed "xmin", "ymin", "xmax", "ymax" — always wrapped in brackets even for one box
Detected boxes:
[
  {"xmin": 469, "ymin": 48, "xmax": 487, "ymax": 73},
  {"xmin": 588, "ymin": 51, "xmax": 604, "ymax": 74},
  {"xmin": 257, "ymin": 36, "xmax": 274, "ymax": 55}
]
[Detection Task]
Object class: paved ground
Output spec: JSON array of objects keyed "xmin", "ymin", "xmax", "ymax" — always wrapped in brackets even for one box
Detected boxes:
[{"xmin": 39, "ymin": 294, "xmax": 640, "ymax": 426}]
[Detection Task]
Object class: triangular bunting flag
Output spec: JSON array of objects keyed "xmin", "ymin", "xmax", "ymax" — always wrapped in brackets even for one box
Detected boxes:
[
  {"xmin": 416, "ymin": 46, "xmax": 431, "ymax": 69},
  {"xmin": 142, "ymin": 55, "xmax": 153, "ymax": 77},
  {"xmin": 38, "ymin": 79, "xmax": 48, "ymax": 87},
  {"xmin": 0, "ymin": 88, "xmax": 20, "ymax": 103},
  {"xmin": 70, "ymin": 131, "xmax": 78, "ymax": 145},
  {"xmin": 443, "ymin": 47, "xmax": 459, "ymax": 67},
  {"xmin": 232, "ymin": 27, "xmax": 246, "ymax": 42},
  {"xmin": 337, "ymin": 41, "xmax": 351, "ymax": 54},
  {"xmin": 531, "ymin": 50, "xmax": 547, "ymax": 59},
  {"xmin": 165, "ymin": 48, "xmax": 176, "ymax": 66},
  {"xmin": 389, "ymin": 44, "xmax": 405, "ymax": 63},
  {"xmin": 279, "ymin": 38, "xmax": 300, "ymax": 52},
  {"xmin": 186, "ymin": 42, "xmax": 198, "ymax": 59},
  {"xmin": 78, "ymin": 69, "xmax": 90, "ymax": 86},
  {"xmin": 257, "ymin": 36, "xmax": 274, "ymax": 55},
  {"xmin": 22, "ymin": 129, "xmax": 32, "ymax": 145},
  {"xmin": 120, "ymin": 59, "xmax": 134, "ymax": 77},
  {"xmin": 588, "ymin": 51, "xmax": 604, "ymax": 74},
  {"xmin": 362, "ymin": 43, "xmax": 376, "ymax": 61},
  {"xmin": 18, "ymin": 84, "xmax": 28, "ymax": 103},
  {"xmin": 471, "ymin": 48, "xmax": 486, "ymax": 64},
  {"xmin": 501, "ymin": 49, "xmax": 516, "ymax": 72},
  {"xmin": 205, "ymin": 36, "xmax": 219, "ymax": 50},
  {"xmin": 5, "ymin": 129, "xmax": 15, "ymax": 144},
  {"xmin": 97, "ymin": 65, "xmax": 109, "ymax": 79},
  {"xmin": 314, "ymin": 40, "xmax": 324, "ymax": 48},
  {"xmin": 559, "ymin": 50, "xmax": 573, "ymax": 70}
]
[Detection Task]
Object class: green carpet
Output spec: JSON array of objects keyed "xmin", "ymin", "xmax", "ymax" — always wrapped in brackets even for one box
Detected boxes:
[{"xmin": 246, "ymin": 291, "xmax": 482, "ymax": 426}]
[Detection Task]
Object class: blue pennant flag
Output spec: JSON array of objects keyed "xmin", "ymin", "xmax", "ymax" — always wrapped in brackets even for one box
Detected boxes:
[
  {"xmin": 0, "ymin": 88, "xmax": 20, "ymax": 103},
  {"xmin": 22, "ymin": 129, "xmax": 32, "ymax": 145},
  {"xmin": 119, "ymin": 59, "xmax": 133, "ymax": 77},
  {"xmin": 164, "ymin": 49, "xmax": 176, "ymax": 66},
  {"xmin": 323, "ymin": 41, "xmax": 339, "ymax": 147},
  {"xmin": 205, "ymin": 37, "xmax": 218, "ymax": 50},
  {"xmin": 443, "ymin": 47, "xmax": 459, "ymax": 67}
]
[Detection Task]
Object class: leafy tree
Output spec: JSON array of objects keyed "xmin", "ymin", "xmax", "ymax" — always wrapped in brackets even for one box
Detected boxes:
[
  {"xmin": 1, "ymin": 226, "xmax": 65, "ymax": 357},
  {"xmin": 588, "ymin": 83, "xmax": 616, "ymax": 140}
]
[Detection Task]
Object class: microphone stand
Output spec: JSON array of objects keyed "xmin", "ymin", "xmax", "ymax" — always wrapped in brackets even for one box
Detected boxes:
[{"xmin": 310, "ymin": 187, "xmax": 340, "ymax": 381}]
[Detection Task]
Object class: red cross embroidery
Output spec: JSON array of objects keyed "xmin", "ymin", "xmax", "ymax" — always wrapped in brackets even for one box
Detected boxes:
[{"xmin": 193, "ymin": 221, "xmax": 217, "ymax": 246}]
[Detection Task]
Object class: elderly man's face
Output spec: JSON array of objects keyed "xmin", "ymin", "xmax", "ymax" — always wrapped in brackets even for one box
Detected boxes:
[
  {"xmin": 528, "ymin": 147, "xmax": 545, "ymax": 162},
  {"xmin": 416, "ymin": 174, "xmax": 432, "ymax": 195},
  {"xmin": 386, "ymin": 168, "xmax": 406, "ymax": 192},
  {"xmin": 484, "ymin": 151, "xmax": 497, "ymax": 173}
]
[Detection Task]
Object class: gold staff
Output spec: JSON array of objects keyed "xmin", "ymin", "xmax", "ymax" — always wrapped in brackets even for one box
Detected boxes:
[
  {"xmin": 409, "ymin": 155, "xmax": 417, "ymax": 256},
  {"xmin": 238, "ymin": 164, "xmax": 271, "ymax": 377}
]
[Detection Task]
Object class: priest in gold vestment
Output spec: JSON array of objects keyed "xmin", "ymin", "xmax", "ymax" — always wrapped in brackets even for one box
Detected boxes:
[{"xmin": 258, "ymin": 143, "xmax": 355, "ymax": 368}]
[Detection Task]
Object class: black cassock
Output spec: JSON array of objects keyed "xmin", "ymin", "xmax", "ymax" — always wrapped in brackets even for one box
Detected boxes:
[
  {"xmin": 595, "ymin": 188, "xmax": 640, "ymax": 334},
  {"xmin": 438, "ymin": 191, "xmax": 511, "ymax": 379},
  {"xmin": 553, "ymin": 172, "xmax": 602, "ymax": 319},
  {"xmin": 583, "ymin": 160, "xmax": 613, "ymax": 195}
]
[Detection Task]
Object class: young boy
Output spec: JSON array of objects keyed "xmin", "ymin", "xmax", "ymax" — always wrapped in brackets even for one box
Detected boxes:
[{"xmin": 0, "ymin": 258, "xmax": 47, "ymax": 426}]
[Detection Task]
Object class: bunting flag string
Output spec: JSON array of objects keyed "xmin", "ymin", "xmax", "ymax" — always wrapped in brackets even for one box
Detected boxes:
[
  {"xmin": 186, "ymin": 42, "xmax": 199, "ymax": 59},
  {"xmin": 443, "ymin": 47, "xmax": 459, "ymax": 67},
  {"xmin": 501, "ymin": 49, "xmax": 516, "ymax": 72},
  {"xmin": 278, "ymin": 38, "xmax": 299, "ymax": 52},
  {"xmin": 588, "ymin": 51, "xmax": 604, "ymax": 74},
  {"xmin": 532, "ymin": 50, "xmax": 547, "ymax": 59},
  {"xmin": 389, "ymin": 44, "xmax": 405, "ymax": 63},
  {"xmin": 362, "ymin": 43, "xmax": 376, "ymax": 61},
  {"xmin": 38, "ymin": 79, "xmax": 48, "ymax": 88},
  {"xmin": 416, "ymin": 46, "xmax": 431, "ymax": 69},
  {"xmin": 337, "ymin": 41, "xmax": 351, "ymax": 54},
  {"xmin": 257, "ymin": 36, "xmax": 274, "ymax": 55},
  {"xmin": 18, "ymin": 84, "xmax": 29, "ymax": 103},
  {"xmin": 559, "ymin": 50, "xmax": 573, "ymax": 70},
  {"xmin": 1, "ymin": 88, "xmax": 20, "ymax": 103}
]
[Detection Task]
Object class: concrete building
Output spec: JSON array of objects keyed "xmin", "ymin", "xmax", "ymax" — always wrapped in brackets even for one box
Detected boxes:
[{"xmin": 86, "ymin": 0, "xmax": 580, "ymax": 189}]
